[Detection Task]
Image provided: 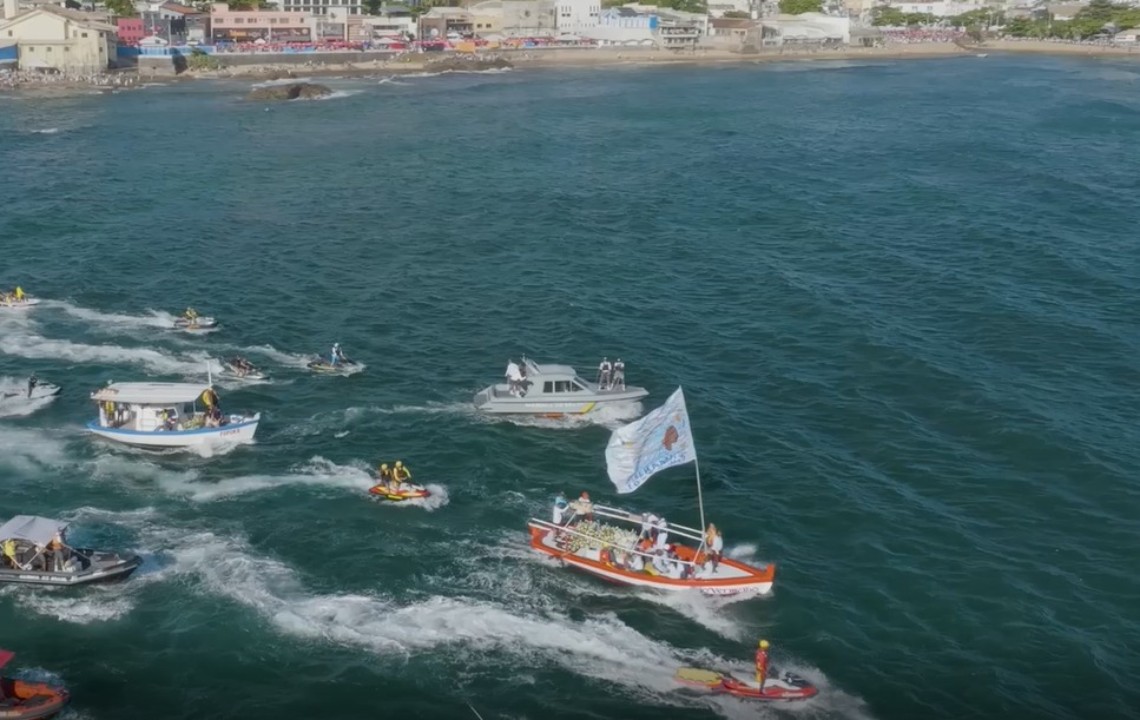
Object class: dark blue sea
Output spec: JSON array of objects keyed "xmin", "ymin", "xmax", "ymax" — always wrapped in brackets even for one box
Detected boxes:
[{"xmin": 1, "ymin": 53, "xmax": 1139, "ymax": 720}]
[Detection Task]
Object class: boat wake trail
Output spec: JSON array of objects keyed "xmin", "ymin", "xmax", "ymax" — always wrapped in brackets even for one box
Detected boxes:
[
  {"xmin": 156, "ymin": 456, "xmax": 374, "ymax": 502},
  {"xmin": 0, "ymin": 376, "xmax": 58, "ymax": 418},
  {"xmin": 0, "ymin": 325, "xmax": 216, "ymax": 376},
  {"xmin": 44, "ymin": 300, "xmax": 179, "ymax": 330}
]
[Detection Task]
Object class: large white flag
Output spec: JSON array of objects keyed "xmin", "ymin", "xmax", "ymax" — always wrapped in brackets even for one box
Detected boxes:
[{"xmin": 605, "ymin": 387, "xmax": 696, "ymax": 494}]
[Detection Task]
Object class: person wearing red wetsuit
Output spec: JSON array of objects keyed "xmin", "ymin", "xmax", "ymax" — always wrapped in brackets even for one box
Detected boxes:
[{"xmin": 755, "ymin": 639, "xmax": 770, "ymax": 689}]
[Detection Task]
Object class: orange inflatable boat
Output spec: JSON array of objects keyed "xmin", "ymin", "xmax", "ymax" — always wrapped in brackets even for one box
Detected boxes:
[{"xmin": 0, "ymin": 651, "xmax": 70, "ymax": 720}]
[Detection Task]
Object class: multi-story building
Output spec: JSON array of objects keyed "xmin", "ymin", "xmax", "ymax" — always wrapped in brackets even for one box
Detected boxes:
[
  {"xmin": 279, "ymin": 0, "xmax": 363, "ymax": 17},
  {"xmin": 209, "ymin": 2, "xmax": 310, "ymax": 41},
  {"xmin": 417, "ymin": 6, "xmax": 472, "ymax": 39},
  {"xmin": 0, "ymin": 3, "xmax": 116, "ymax": 71}
]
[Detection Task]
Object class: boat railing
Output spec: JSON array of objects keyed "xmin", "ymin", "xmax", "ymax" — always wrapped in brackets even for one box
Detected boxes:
[
  {"xmin": 528, "ymin": 517, "xmax": 705, "ymax": 569},
  {"xmin": 592, "ymin": 504, "xmax": 706, "ymax": 544}
]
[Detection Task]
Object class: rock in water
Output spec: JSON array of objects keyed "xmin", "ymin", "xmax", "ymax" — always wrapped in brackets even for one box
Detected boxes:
[
  {"xmin": 425, "ymin": 56, "xmax": 513, "ymax": 73},
  {"xmin": 246, "ymin": 82, "xmax": 332, "ymax": 101}
]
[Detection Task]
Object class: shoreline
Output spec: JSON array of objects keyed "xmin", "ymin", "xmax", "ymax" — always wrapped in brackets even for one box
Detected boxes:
[{"xmin": 3, "ymin": 39, "xmax": 1139, "ymax": 95}]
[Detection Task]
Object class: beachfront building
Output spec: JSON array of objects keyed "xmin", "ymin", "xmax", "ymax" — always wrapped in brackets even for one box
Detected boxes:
[
  {"xmin": 209, "ymin": 2, "xmax": 310, "ymax": 41},
  {"xmin": 116, "ymin": 16, "xmax": 144, "ymax": 43},
  {"xmin": 360, "ymin": 4, "xmax": 414, "ymax": 38},
  {"xmin": 762, "ymin": 11, "xmax": 848, "ymax": 44},
  {"xmin": 589, "ymin": 6, "xmax": 656, "ymax": 44},
  {"xmin": 555, "ymin": 0, "xmax": 599, "ymax": 35},
  {"xmin": 417, "ymin": 6, "xmax": 472, "ymax": 39},
  {"xmin": 707, "ymin": 0, "xmax": 754, "ymax": 18},
  {"xmin": 133, "ymin": 2, "xmax": 209, "ymax": 44},
  {"xmin": 280, "ymin": 0, "xmax": 363, "ymax": 16},
  {"xmin": 708, "ymin": 15, "xmax": 759, "ymax": 46},
  {"xmin": 890, "ymin": 0, "xmax": 994, "ymax": 16},
  {"xmin": 0, "ymin": 4, "xmax": 116, "ymax": 70}
]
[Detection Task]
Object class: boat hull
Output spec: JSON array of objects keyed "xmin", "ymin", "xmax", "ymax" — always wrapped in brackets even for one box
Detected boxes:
[
  {"xmin": 675, "ymin": 667, "xmax": 818, "ymax": 701},
  {"xmin": 0, "ymin": 298, "xmax": 40, "ymax": 311},
  {"xmin": 85, "ymin": 416, "xmax": 259, "ymax": 448},
  {"xmin": 0, "ymin": 678, "xmax": 69, "ymax": 720},
  {"xmin": 368, "ymin": 484, "xmax": 431, "ymax": 502},
  {"xmin": 475, "ymin": 387, "xmax": 648, "ymax": 416},
  {"xmin": 0, "ymin": 552, "xmax": 142, "ymax": 587},
  {"xmin": 173, "ymin": 317, "xmax": 217, "ymax": 330},
  {"xmin": 527, "ymin": 524, "xmax": 774, "ymax": 596}
]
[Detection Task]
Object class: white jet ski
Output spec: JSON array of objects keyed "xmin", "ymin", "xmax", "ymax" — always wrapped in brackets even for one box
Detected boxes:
[{"xmin": 221, "ymin": 357, "xmax": 266, "ymax": 381}]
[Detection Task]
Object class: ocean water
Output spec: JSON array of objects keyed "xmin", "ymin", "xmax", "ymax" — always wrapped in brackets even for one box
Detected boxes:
[{"xmin": 2, "ymin": 53, "xmax": 1140, "ymax": 720}]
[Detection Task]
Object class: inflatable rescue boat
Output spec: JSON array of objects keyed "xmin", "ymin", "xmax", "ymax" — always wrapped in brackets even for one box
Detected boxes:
[
  {"xmin": 368, "ymin": 483, "xmax": 431, "ymax": 502},
  {"xmin": 0, "ymin": 651, "xmax": 70, "ymax": 720},
  {"xmin": 674, "ymin": 667, "xmax": 818, "ymax": 702}
]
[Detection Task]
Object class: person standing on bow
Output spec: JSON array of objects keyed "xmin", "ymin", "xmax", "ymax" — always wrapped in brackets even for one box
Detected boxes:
[
  {"xmin": 755, "ymin": 639, "xmax": 770, "ymax": 690},
  {"xmin": 552, "ymin": 492, "xmax": 570, "ymax": 525},
  {"xmin": 27, "ymin": 373, "xmax": 37, "ymax": 398}
]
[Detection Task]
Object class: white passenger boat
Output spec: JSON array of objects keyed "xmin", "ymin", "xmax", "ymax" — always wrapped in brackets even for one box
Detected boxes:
[
  {"xmin": 87, "ymin": 381, "xmax": 259, "ymax": 449},
  {"xmin": 527, "ymin": 387, "xmax": 776, "ymax": 597},
  {"xmin": 474, "ymin": 357, "xmax": 648, "ymax": 417}
]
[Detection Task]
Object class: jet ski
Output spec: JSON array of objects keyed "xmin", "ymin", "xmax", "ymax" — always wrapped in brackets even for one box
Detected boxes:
[
  {"xmin": 368, "ymin": 482, "xmax": 431, "ymax": 502},
  {"xmin": 221, "ymin": 358, "xmax": 266, "ymax": 381},
  {"xmin": 173, "ymin": 316, "xmax": 218, "ymax": 331},
  {"xmin": 674, "ymin": 667, "xmax": 818, "ymax": 702},
  {"xmin": 0, "ymin": 382, "xmax": 60, "ymax": 403},
  {"xmin": 308, "ymin": 357, "xmax": 360, "ymax": 374},
  {"xmin": 0, "ymin": 650, "xmax": 69, "ymax": 720}
]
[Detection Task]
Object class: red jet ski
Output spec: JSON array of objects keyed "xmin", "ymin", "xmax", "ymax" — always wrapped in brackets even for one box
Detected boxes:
[
  {"xmin": 0, "ymin": 650, "xmax": 70, "ymax": 719},
  {"xmin": 675, "ymin": 666, "xmax": 818, "ymax": 701}
]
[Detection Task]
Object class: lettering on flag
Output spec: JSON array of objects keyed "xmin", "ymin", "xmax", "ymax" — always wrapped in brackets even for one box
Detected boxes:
[{"xmin": 605, "ymin": 387, "xmax": 696, "ymax": 494}]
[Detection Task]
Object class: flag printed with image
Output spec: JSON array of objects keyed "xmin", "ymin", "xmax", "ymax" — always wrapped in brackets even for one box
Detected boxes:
[{"xmin": 605, "ymin": 387, "xmax": 696, "ymax": 494}]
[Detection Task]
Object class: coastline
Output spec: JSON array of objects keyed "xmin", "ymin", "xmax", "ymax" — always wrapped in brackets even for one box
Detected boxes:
[{"xmin": 3, "ymin": 39, "xmax": 1139, "ymax": 96}]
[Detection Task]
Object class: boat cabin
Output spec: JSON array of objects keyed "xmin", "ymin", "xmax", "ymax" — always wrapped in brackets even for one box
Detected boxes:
[
  {"xmin": 91, "ymin": 382, "xmax": 221, "ymax": 432},
  {"xmin": 0, "ymin": 516, "xmax": 78, "ymax": 573},
  {"xmin": 521, "ymin": 358, "xmax": 594, "ymax": 397}
]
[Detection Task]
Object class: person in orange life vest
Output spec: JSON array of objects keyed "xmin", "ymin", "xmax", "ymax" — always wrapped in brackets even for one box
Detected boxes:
[{"xmin": 755, "ymin": 639, "xmax": 770, "ymax": 689}]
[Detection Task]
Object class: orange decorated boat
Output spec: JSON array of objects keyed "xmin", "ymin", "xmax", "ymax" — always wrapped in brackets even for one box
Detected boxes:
[
  {"xmin": 0, "ymin": 651, "xmax": 69, "ymax": 720},
  {"xmin": 527, "ymin": 505, "xmax": 774, "ymax": 597},
  {"xmin": 675, "ymin": 667, "xmax": 818, "ymax": 701},
  {"xmin": 526, "ymin": 388, "xmax": 776, "ymax": 597}
]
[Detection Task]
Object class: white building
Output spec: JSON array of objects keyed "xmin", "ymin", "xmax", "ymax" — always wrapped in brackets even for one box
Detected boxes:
[
  {"xmin": 0, "ymin": 4, "xmax": 116, "ymax": 71},
  {"xmin": 555, "ymin": 0, "xmax": 599, "ymax": 35},
  {"xmin": 589, "ymin": 6, "xmax": 656, "ymax": 43},
  {"xmin": 707, "ymin": 0, "xmax": 753, "ymax": 18},
  {"xmin": 764, "ymin": 12, "xmax": 848, "ymax": 43},
  {"xmin": 892, "ymin": 0, "xmax": 990, "ymax": 15}
]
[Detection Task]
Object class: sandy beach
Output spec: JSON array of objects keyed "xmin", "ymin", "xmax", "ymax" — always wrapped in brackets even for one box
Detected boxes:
[{"xmin": 4, "ymin": 39, "xmax": 1138, "ymax": 95}]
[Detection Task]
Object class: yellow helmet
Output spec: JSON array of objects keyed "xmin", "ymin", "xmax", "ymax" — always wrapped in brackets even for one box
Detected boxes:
[
  {"xmin": 395, "ymin": 460, "xmax": 403, "ymax": 467},
  {"xmin": 380, "ymin": 463, "xmax": 389, "ymax": 470},
  {"xmin": 759, "ymin": 640, "xmax": 769, "ymax": 649}
]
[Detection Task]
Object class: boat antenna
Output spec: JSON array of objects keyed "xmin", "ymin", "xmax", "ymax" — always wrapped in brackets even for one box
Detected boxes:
[{"xmin": 466, "ymin": 702, "xmax": 486, "ymax": 720}]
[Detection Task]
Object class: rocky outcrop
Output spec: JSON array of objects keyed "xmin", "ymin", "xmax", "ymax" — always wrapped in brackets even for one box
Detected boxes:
[
  {"xmin": 424, "ymin": 56, "xmax": 513, "ymax": 73},
  {"xmin": 246, "ymin": 82, "xmax": 332, "ymax": 101}
]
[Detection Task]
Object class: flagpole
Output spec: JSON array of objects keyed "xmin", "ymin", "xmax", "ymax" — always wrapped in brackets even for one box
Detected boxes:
[{"xmin": 694, "ymin": 445, "xmax": 706, "ymax": 535}]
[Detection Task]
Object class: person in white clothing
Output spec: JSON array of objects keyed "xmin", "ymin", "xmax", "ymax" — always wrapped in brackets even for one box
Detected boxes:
[
  {"xmin": 654, "ymin": 518, "xmax": 669, "ymax": 550},
  {"xmin": 651, "ymin": 551, "xmax": 671, "ymax": 575},
  {"xmin": 597, "ymin": 357, "xmax": 612, "ymax": 390},
  {"xmin": 505, "ymin": 360, "xmax": 523, "ymax": 396},
  {"xmin": 639, "ymin": 512, "xmax": 658, "ymax": 541},
  {"xmin": 628, "ymin": 553, "xmax": 645, "ymax": 572},
  {"xmin": 612, "ymin": 358, "xmax": 626, "ymax": 390}
]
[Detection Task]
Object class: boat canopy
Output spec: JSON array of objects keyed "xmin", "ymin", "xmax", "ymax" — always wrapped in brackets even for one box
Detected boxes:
[
  {"xmin": 0, "ymin": 515, "xmax": 67, "ymax": 546},
  {"xmin": 92, "ymin": 382, "xmax": 211, "ymax": 405}
]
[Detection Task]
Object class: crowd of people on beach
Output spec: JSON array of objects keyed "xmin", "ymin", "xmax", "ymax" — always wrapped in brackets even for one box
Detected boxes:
[{"xmin": 881, "ymin": 28, "xmax": 967, "ymax": 44}]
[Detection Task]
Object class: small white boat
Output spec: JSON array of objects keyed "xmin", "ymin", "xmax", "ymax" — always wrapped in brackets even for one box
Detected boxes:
[
  {"xmin": 474, "ymin": 357, "xmax": 648, "ymax": 417},
  {"xmin": 87, "ymin": 381, "xmax": 259, "ymax": 449},
  {"xmin": 221, "ymin": 357, "xmax": 266, "ymax": 381},
  {"xmin": 0, "ymin": 515, "xmax": 142, "ymax": 587}
]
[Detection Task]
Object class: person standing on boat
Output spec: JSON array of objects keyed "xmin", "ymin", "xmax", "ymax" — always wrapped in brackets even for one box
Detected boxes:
[
  {"xmin": 704, "ymin": 523, "xmax": 724, "ymax": 572},
  {"xmin": 27, "ymin": 373, "xmax": 37, "ymax": 398},
  {"xmin": 755, "ymin": 640, "xmax": 770, "ymax": 690},
  {"xmin": 330, "ymin": 343, "xmax": 345, "ymax": 366},
  {"xmin": 639, "ymin": 512, "xmax": 659, "ymax": 542},
  {"xmin": 505, "ymin": 360, "xmax": 523, "ymax": 396},
  {"xmin": 654, "ymin": 517, "xmax": 670, "ymax": 551},
  {"xmin": 14, "ymin": 286, "xmax": 25, "ymax": 301},
  {"xmin": 612, "ymin": 359, "xmax": 625, "ymax": 390},
  {"xmin": 2, "ymin": 538, "xmax": 17, "ymax": 569},
  {"xmin": 570, "ymin": 491, "xmax": 594, "ymax": 523},
  {"xmin": 377, "ymin": 463, "xmax": 394, "ymax": 492},
  {"xmin": 552, "ymin": 493, "xmax": 570, "ymax": 525},
  {"xmin": 597, "ymin": 357, "xmax": 612, "ymax": 390}
]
